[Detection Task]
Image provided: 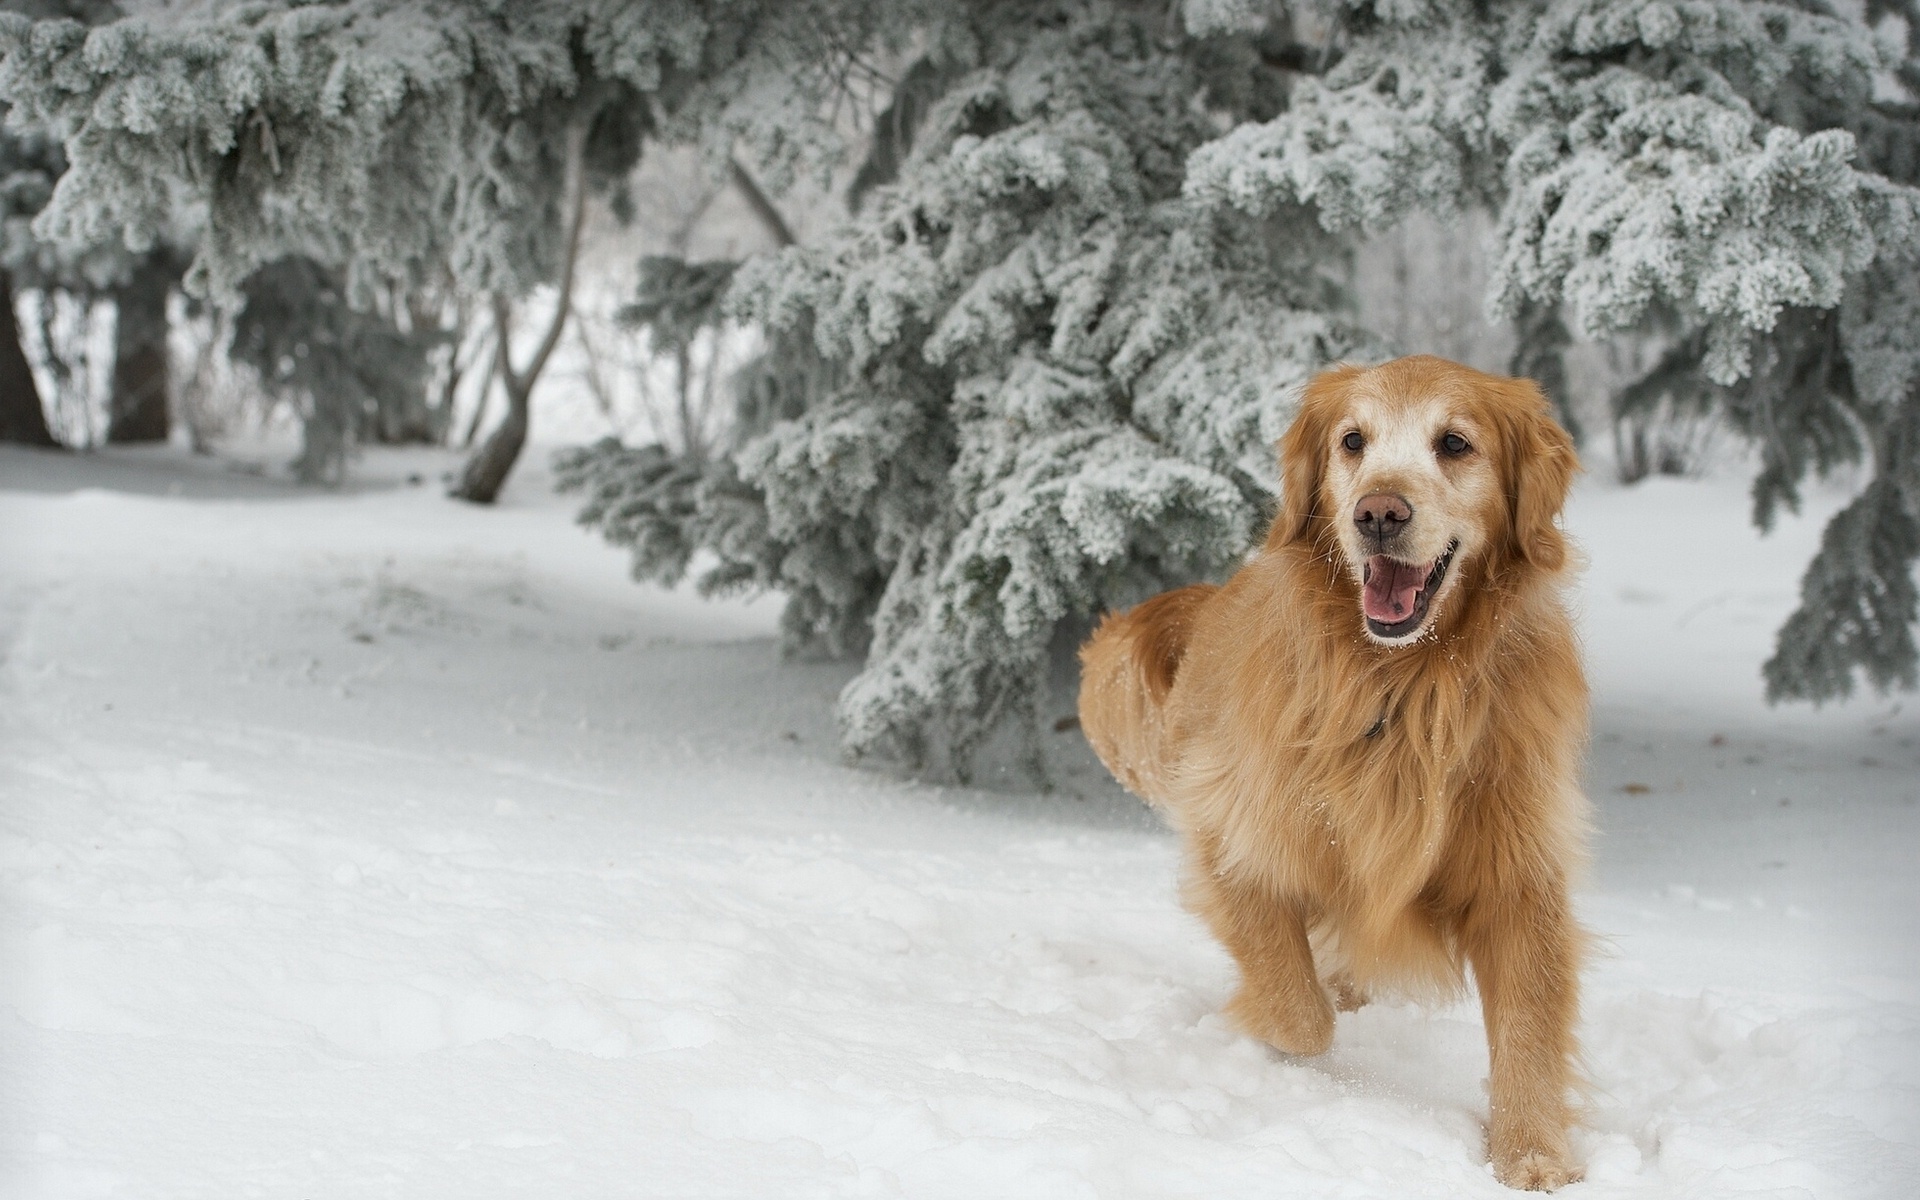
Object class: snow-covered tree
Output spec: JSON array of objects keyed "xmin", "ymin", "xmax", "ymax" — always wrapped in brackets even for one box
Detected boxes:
[
  {"xmin": 0, "ymin": 0, "xmax": 893, "ymax": 488},
  {"xmin": 228, "ymin": 256, "xmax": 443, "ymax": 482},
  {"xmin": 1762, "ymin": 1, "xmax": 1920, "ymax": 702},
  {"xmin": 568, "ymin": 0, "xmax": 1920, "ymax": 776},
  {"xmin": 561, "ymin": 0, "xmax": 1367, "ymax": 778},
  {"xmin": 0, "ymin": 0, "xmax": 187, "ymax": 448},
  {"xmin": 15, "ymin": 0, "xmax": 1920, "ymax": 770},
  {"xmin": 1183, "ymin": 0, "xmax": 1920, "ymax": 704}
]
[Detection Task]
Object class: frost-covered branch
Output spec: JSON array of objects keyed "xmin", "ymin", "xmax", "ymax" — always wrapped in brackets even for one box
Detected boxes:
[{"xmin": 1183, "ymin": 0, "xmax": 1920, "ymax": 706}]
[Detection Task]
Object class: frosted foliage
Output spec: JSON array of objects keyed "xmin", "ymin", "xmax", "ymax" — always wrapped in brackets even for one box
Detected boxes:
[
  {"xmin": 0, "ymin": 124, "xmax": 129, "ymax": 291},
  {"xmin": 0, "ymin": 1, "xmax": 894, "ymax": 303},
  {"xmin": 1841, "ymin": 259, "xmax": 1920, "ymax": 414},
  {"xmin": 1182, "ymin": 0, "xmax": 1920, "ymax": 704},
  {"xmin": 230, "ymin": 256, "xmax": 441, "ymax": 483},
  {"xmin": 1764, "ymin": 476, "xmax": 1920, "ymax": 701},
  {"xmin": 22, "ymin": 0, "xmax": 1915, "ymax": 756},
  {"xmin": 704, "ymin": 2, "xmax": 1344, "ymax": 776},
  {"xmin": 1184, "ymin": 26, "xmax": 1491, "ymax": 230},
  {"xmin": 735, "ymin": 386, "xmax": 949, "ymax": 578},
  {"xmin": 1189, "ymin": 2, "xmax": 1920, "ymax": 385},
  {"xmin": 1490, "ymin": 3, "xmax": 1918, "ymax": 384},
  {"xmin": 1131, "ymin": 297, "xmax": 1369, "ymax": 487},
  {"xmin": 564, "ymin": 0, "xmax": 1920, "ymax": 762}
]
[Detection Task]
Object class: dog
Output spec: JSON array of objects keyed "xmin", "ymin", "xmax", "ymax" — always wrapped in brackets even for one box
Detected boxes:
[{"xmin": 1079, "ymin": 355, "xmax": 1588, "ymax": 1190}]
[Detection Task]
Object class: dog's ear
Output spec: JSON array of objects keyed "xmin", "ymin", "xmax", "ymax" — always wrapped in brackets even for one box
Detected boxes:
[
  {"xmin": 1502, "ymin": 377, "xmax": 1579, "ymax": 571},
  {"xmin": 1273, "ymin": 363, "xmax": 1362, "ymax": 548}
]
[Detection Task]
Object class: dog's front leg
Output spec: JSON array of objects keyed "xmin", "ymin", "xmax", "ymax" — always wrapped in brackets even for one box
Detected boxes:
[
  {"xmin": 1463, "ymin": 883, "xmax": 1582, "ymax": 1191},
  {"xmin": 1185, "ymin": 839, "xmax": 1333, "ymax": 1056}
]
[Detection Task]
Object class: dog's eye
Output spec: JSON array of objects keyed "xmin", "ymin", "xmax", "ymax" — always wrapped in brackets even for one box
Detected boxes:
[
  {"xmin": 1439, "ymin": 431, "xmax": 1471, "ymax": 456},
  {"xmin": 1341, "ymin": 431, "xmax": 1365, "ymax": 453}
]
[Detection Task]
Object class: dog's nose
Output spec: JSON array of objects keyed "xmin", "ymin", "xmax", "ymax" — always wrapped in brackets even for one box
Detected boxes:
[{"xmin": 1354, "ymin": 493, "xmax": 1413, "ymax": 542}]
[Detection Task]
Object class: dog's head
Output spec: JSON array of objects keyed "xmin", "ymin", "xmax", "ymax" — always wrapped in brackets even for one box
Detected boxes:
[{"xmin": 1271, "ymin": 355, "xmax": 1577, "ymax": 645}]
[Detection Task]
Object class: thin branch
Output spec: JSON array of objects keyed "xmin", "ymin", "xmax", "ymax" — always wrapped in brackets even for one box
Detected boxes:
[
  {"xmin": 1258, "ymin": 41, "xmax": 1344, "ymax": 75},
  {"xmin": 816, "ymin": 25, "xmax": 897, "ymax": 91},
  {"xmin": 728, "ymin": 158, "xmax": 796, "ymax": 247},
  {"xmin": 249, "ymin": 108, "xmax": 282, "ymax": 175},
  {"xmin": 518, "ymin": 117, "xmax": 592, "ymax": 391},
  {"xmin": 459, "ymin": 363, "xmax": 495, "ymax": 449},
  {"xmin": 491, "ymin": 291, "xmax": 519, "ymax": 396},
  {"xmin": 573, "ymin": 312, "xmax": 618, "ymax": 423}
]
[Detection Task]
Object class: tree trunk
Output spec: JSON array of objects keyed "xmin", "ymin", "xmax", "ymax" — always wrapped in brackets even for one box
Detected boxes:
[
  {"xmin": 0, "ymin": 271, "xmax": 58, "ymax": 447},
  {"xmin": 674, "ymin": 342, "xmax": 697, "ymax": 458},
  {"xmin": 459, "ymin": 371, "xmax": 494, "ymax": 449},
  {"xmin": 427, "ymin": 322, "xmax": 475, "ymax": 445},
  {"xmin": 449, "ymin": 115, "xmax": 591, "ymax": 506},
  {"xmin": 106, "ymin": 255, "xmax": 173, "ymax": 444},
  {"xmin": 452, "ymin": 327, "xmax": 495, "ymax": 447},
  {"xmin": 451, "ymin": 378, "xmax": 530, "ymax": 503}
]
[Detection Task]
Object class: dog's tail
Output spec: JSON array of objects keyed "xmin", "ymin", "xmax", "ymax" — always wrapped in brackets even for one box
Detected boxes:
[{"xmin": 1076, "ymin": 584, "xmax": 1217, "ymax": 806}]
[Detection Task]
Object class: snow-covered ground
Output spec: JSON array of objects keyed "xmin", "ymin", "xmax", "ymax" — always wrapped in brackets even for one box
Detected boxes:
[{"xmin": 1, "ymin": 442, "xmax": 1915, "ymax": 1199}]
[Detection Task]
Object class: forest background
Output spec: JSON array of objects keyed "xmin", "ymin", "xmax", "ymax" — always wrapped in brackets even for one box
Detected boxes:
[{"xmin": 2, "ymin": 0, "xmax": 1918, "ymax": 780}]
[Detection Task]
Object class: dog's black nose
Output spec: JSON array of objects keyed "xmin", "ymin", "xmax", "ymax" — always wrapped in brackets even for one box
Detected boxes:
[{"xmin": 1354, "ymin": 493, "xmax": 1413, "ymax": 542}]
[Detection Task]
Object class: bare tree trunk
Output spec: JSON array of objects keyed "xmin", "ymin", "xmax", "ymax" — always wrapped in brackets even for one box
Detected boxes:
[
  {"xmin": 674, "ymin": 341, "xmax": 698, "ymax": 459},
  {"xmin": 433, "ymin": 317, "xmax": 483, "ymax": 446},
  {"xmin": 459, "ymin": 362, "xmax": 495, "ymax": 449},
  {"xmin": 454, "ymin": 350, "xmax": 532, "ymax": 504},
  {"xmin": 106, "ymin": 255, "xmax": 172, "ymax": 444},
  {"xmin": 451, "ymin": 118, "xmax": 591, "ymax": 505},
  {"xmin": 574, "ymin": 315, "xmax": 625, "ymax": 430},
  {"xmin": 0, "ymin": 271, "xmax": 58, "ymax": 447}
]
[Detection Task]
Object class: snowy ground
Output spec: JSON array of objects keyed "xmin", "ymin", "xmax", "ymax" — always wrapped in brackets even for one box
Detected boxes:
[{"xmin": 1, "ymin": 442, "xmax": 1915, "ymax": 1199}]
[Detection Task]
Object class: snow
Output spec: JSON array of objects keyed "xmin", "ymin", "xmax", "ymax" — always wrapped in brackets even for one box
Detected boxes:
[{"xmin": 1, "ymin": 443, "xmax": 1916, "ymax": 1199}]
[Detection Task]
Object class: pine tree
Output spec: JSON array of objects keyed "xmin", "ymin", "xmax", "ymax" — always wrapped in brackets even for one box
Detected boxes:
[
  {"xmin": 0, "ymin": 114, "xmax": 187, "ymax": 449},
  {"xmin": 1182, "ymin": 0, "xmax": 1920, "ymax": 706},
  {"xmin": 16, "ymin": 0, "xmax": 1920, "ymax": 765},
  {"xmin": 0, "ymin": 0, "xmax": 175, "ymax": 448},
  {"xmin": 1761, "ymin": 1, "xmax": 1920, "ymax": 702},
  {"xmin": 572, "ymin": 0, "xmax": 1920, "ymax": 773},
  {"xmin": 565, "ymin": 0, "xmax": 1363, "ymax": 778},
  {"xmin": 229, "ymin": 257, "xmax": 444, "ymax": 483},
  {"xmin": 0, "ymin": 0, "xmax": 891, "ymax": 487}
]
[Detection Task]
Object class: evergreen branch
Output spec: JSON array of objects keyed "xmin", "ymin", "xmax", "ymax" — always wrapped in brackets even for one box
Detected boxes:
[{"xmin": 1764, "ymin": 476, "xmax": 1920, "ymax": 701}]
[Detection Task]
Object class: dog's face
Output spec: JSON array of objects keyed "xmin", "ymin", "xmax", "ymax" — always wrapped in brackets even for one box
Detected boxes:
[{"xmin": 1272, "ymin": 356, "xmax": 1577, "ymax": 645}]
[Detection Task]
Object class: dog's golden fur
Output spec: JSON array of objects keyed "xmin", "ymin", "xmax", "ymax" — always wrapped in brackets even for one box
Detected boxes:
[{"xmin": 1080, "ymin": 356, "xmax": 1589, "ymax": 1190}]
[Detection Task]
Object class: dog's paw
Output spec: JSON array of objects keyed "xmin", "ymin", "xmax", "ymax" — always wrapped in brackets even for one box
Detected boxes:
[
  {"xmin": 1224, "ymin": 986, "xmax": 1333, "ymax": 1056},
  {"xmin": 1491, "ymin": 1146, "xmax": 1582, "ymax": 1192},
  {"xmin": 1327, "ymin": 971, "xmax": 1370, "ymax": 1013}
]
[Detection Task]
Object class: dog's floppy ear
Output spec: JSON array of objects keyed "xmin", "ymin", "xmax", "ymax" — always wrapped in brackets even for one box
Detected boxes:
[
  {"xmin": 1273, "ymin": 363, "xmax": 1362, "ymax": 548},
  {"xmin": 1500, "ymin": 377, "xmax": 1578, "ymax": 571}
]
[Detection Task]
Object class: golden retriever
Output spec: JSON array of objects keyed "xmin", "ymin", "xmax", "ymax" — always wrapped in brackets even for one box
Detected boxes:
[{"xmin": 1079, "ymin": 355, "xmax": 1587, "ymax": 1190}]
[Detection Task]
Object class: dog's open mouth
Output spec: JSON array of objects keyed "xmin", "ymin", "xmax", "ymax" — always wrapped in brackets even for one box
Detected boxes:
[{"xmin": 1361, "ymin": 541, "xmax": 1458, "ymax": 640}]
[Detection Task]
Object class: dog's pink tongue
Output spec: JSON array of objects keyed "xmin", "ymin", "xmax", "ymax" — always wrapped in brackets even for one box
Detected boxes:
[{"xmin": 1363, "ymin": 555, "xmax": 1427, "ymax": 623}]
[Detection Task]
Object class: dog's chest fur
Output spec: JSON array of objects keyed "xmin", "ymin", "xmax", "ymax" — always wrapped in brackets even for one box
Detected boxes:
[
  {"xmin": 1165, "ymin": 549, "xmax": 1542, "ymax": 985},
  {"xmin": 1216, "ymin": 668, "xmax": 1481, "ymax": 897}
]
